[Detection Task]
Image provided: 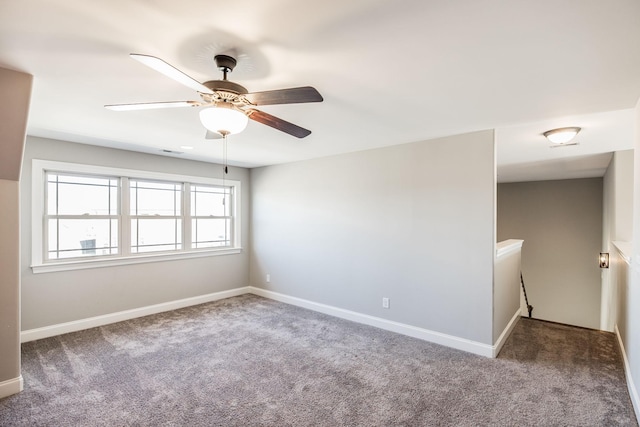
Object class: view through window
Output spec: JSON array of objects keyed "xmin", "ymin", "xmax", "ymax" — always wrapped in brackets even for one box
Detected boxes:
[{"xmin": 37, "ymin": 161, "xmax": 240, "ymax": 269}]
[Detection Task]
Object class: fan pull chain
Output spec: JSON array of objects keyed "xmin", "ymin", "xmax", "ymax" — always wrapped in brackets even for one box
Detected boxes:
[
  {"xmin": 221, "ymin": 133, "xmax": 229, "ymax": 216},
  {"xmin": 223, "ymin": 133, "xmax": 229, "ymax": 175}
]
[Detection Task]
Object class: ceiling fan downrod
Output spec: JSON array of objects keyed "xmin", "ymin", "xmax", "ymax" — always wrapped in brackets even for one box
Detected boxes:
[{"xmin": 214, "ymin": 55, "xmax": 237, "ymax": 81}]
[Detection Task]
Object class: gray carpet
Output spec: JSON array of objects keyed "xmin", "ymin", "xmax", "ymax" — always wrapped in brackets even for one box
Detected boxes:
[{"xmin": 0, "ymin": 294, "xmax": 637, "ymax": 426}]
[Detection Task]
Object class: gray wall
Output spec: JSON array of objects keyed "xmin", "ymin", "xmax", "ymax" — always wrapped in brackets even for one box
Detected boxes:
[
  {"xmin": 611, "ymin": 244, "xmax": 631, "ymax": 359},
  {"xmin": 250, "ymin": 130, "xmax": 496, "ymax": 344},
  {"xmin": 602, "ymin": 150, "xmax": 633, "ymax": 331},
  {"xmin": 497, "ymin": 178, "xmax": 603, "ymax": 329},
  {"xmin": 603, "ymin": 150, "xmax": 634, "ymax": 245},
  {"xmin": 0, "ymin": 180, "xmax": 22, "ymax": 390},
  {"xmin": 20, "ymin": 137, "xmax": 251, "ymax": 330},
  {"xmin": 627, "ymin": 98, "xmax": 640, "ymax": 416},
  {"xmin": 493, "ymin": 240, "xmax": 522, "ymax": 342},
  {"xmin": 0, "ymin": 67, "xmax": 32, "ymax": 396},
  {"xmin": 612, "ymin": 99, "xmax": 640, "ymax": 418}
]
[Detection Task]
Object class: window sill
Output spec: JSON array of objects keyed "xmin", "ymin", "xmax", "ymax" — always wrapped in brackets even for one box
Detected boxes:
[{"xmin": 31, "ymin": 247, "xmax": 243, "ymax": 274}]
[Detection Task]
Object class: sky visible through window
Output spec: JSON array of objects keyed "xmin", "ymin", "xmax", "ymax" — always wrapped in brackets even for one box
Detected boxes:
[
  {"xmin": 46, "ymin": 174, "xmax": 232, "ymax": 260},
  {"xmin": 47, "ymin": 174, "xmax": 118, "ymax": 259}
]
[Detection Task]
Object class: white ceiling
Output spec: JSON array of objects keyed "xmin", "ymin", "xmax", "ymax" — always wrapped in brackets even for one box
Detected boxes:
[{"xmin": 1, "ymin": 0, "xmax": 639, "ymax": 182}]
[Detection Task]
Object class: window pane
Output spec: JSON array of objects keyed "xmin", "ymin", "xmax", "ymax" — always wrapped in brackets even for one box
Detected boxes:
[
  {"xmin": 191, "ymin": 185, "xmax": 230, "ymax": 217},
  {"xmin": 47, "ymin": 182, "xmax": 57, "ymax": 215},
  {"xmin": 110, "ymin": 186, "xmax": 118, "ymax": 215},
  {"xmin": 47, "ymin": 218, "xmax": 118, "ymax": 259},
  {"xmin": 192, "ymin": 218, "xmax": 230, "ymax": 248},
  {"xmin": 47, "ymin": 174, "xmax": 118, "ymax": 215},
  {"xmin": 130, "ymin": 180, "xmax": 182, "ymax": 216},
  {"xmin": 131, "ymin": 218, "xmax": 182, "ymax": 253}
]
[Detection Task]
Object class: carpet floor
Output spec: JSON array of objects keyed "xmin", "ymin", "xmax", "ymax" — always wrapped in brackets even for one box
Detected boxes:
[{"xmin": 0, "ymin": 294, "xmax": 637, "ymax": 426}]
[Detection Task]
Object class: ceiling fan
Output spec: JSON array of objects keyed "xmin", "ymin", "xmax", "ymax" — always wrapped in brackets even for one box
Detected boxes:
[{"xmin": 105, "ymin": 54, "xmax": 323, "ymax": 138}]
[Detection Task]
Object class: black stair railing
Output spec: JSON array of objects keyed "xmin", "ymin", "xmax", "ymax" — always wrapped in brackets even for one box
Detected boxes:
[{"xmin": 520, "ymin": 272, "xmax": 533, "ymax": 318}]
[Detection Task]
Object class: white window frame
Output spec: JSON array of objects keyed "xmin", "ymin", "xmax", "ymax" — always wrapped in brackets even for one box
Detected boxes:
[
  {"xmin": 128, "ymin": 178, "xmax": 184, "ymax": 254},
  {"xmin": 31, "ymin": 159, "xmax": 242, "ymax": 274},
  {"xmin": 188, "ymin": 183, "xmax": 235, "ymax": 249}
]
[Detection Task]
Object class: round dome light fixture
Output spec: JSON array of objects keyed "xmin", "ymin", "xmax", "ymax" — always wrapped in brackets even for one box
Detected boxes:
[{"xmin": 543, "ymin": 127, "xmax": 581, "ymax": 144}]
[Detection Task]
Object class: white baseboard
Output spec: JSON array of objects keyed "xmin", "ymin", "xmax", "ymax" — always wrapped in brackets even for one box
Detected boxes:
[
  {"xmin": 248, "ymin": 287, "xmax": 494, "ymax": 357},
  {"xmin": 615, "ymin": 325, "xmax": 640, "ymax": 422},
  {"xmin": 21, "ymin": 287, "xmax": 250, "ymax": 343},
  {"xmin": 492, "ymin": 310, "xmax": 521, "ymax": 357},
  {"xmin": 21, "ymin": 285, "xmax": 503, "ymax": 359},
  {"xmin": 0, "ymin": 375, "xmax": 23, "ymax": 399}
]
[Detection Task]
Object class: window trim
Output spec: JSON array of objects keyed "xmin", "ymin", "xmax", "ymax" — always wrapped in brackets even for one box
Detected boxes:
[
  {"xmin": 128, "ymin": 178, "xmax": 184, "ymax": 254},
  {"xmin": 45, "ymin": 171, "xmax": 120, "ymax": 259},
  {"xmin": 189, "ymin": 183, "xmax": 235, "ymax": 249},
  {"xmin": 31, "ymin": 159, "xmax": 242, "ymax": 274}
]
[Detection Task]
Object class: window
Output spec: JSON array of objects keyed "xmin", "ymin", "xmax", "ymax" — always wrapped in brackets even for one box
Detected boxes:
[
  {"xmin": 130, "ymin": 179, "xmax": 183, "ymax": 253},
  {"xmin": 32, "ymin": 160, "xmax": 241, "ymax": 273},
  {"xmin": 191, "ymin": 184, "xmax": 233, "ymax": 249},
  {"xmin": 46, "ymin": 173, "xmax": 119, "ymax": 259}
]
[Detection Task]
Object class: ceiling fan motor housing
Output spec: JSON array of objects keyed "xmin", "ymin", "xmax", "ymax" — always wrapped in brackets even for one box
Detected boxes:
[
  {"xmin": 214, "ymin": 54, "xmax": 237, "ymax": 73},
  {"xmin": 202, "ymin": 80, "xmax": 248, "ymax": 95}
]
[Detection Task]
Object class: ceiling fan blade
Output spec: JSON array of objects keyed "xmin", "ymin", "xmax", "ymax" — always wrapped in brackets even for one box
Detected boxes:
[
  {"xmin": 205, "ymin": 130, "xmax": 223, "ymax": 140},
  {"xmin": 244, "ymin": 86, "xmax": 323, "ymax": 106},
  {"xmin": 248, "ymin": 109, "xmax": 312, "ymax": 138},
  {"xmin": 105, "ymin": 101, "xmax": 202, "ymax": 111},
  {"xmin": 130, "ymin": 54, "xmax": 214, "ymax": 94}
]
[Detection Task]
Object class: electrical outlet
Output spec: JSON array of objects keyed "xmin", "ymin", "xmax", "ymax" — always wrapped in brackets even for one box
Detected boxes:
[
  {"xmin": 266, "ymin": 274, "xmax": 271, "ymax": 283},
  {"xmin": 382, "ymin": 297, "xmax": 390, "ymax": 309}
]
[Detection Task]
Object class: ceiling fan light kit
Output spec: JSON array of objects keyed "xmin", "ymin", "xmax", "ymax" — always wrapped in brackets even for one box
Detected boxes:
[
  {"xmin": 543, "ymin": 127, "xmax": 581, "ymax": 144},
  {"xmin": 199, "ymin": 104, "xmax": 248, "ymax": 135},
  {"xmin": 106, "ymin": 53, "xmax": 323, "ymax": 138}
]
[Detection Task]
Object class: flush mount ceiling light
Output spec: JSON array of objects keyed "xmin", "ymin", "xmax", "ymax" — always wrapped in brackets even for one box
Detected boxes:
[
  {"xmin": 199, "ymin": 104, "xmax": 249, "ymax": 136},
  {"xmin": 543, "ymin": 127, "xmax": 581, "ymax": 144}
]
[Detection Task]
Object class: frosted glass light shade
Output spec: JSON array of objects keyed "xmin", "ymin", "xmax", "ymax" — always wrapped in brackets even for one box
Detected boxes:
[
  {"xmin": 543, "ymin": 127, "xmax": 581, "ymax": 144},
  {"xmin": 199, "ymin": 107, "xmax": 248, "ymax": 135}
]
